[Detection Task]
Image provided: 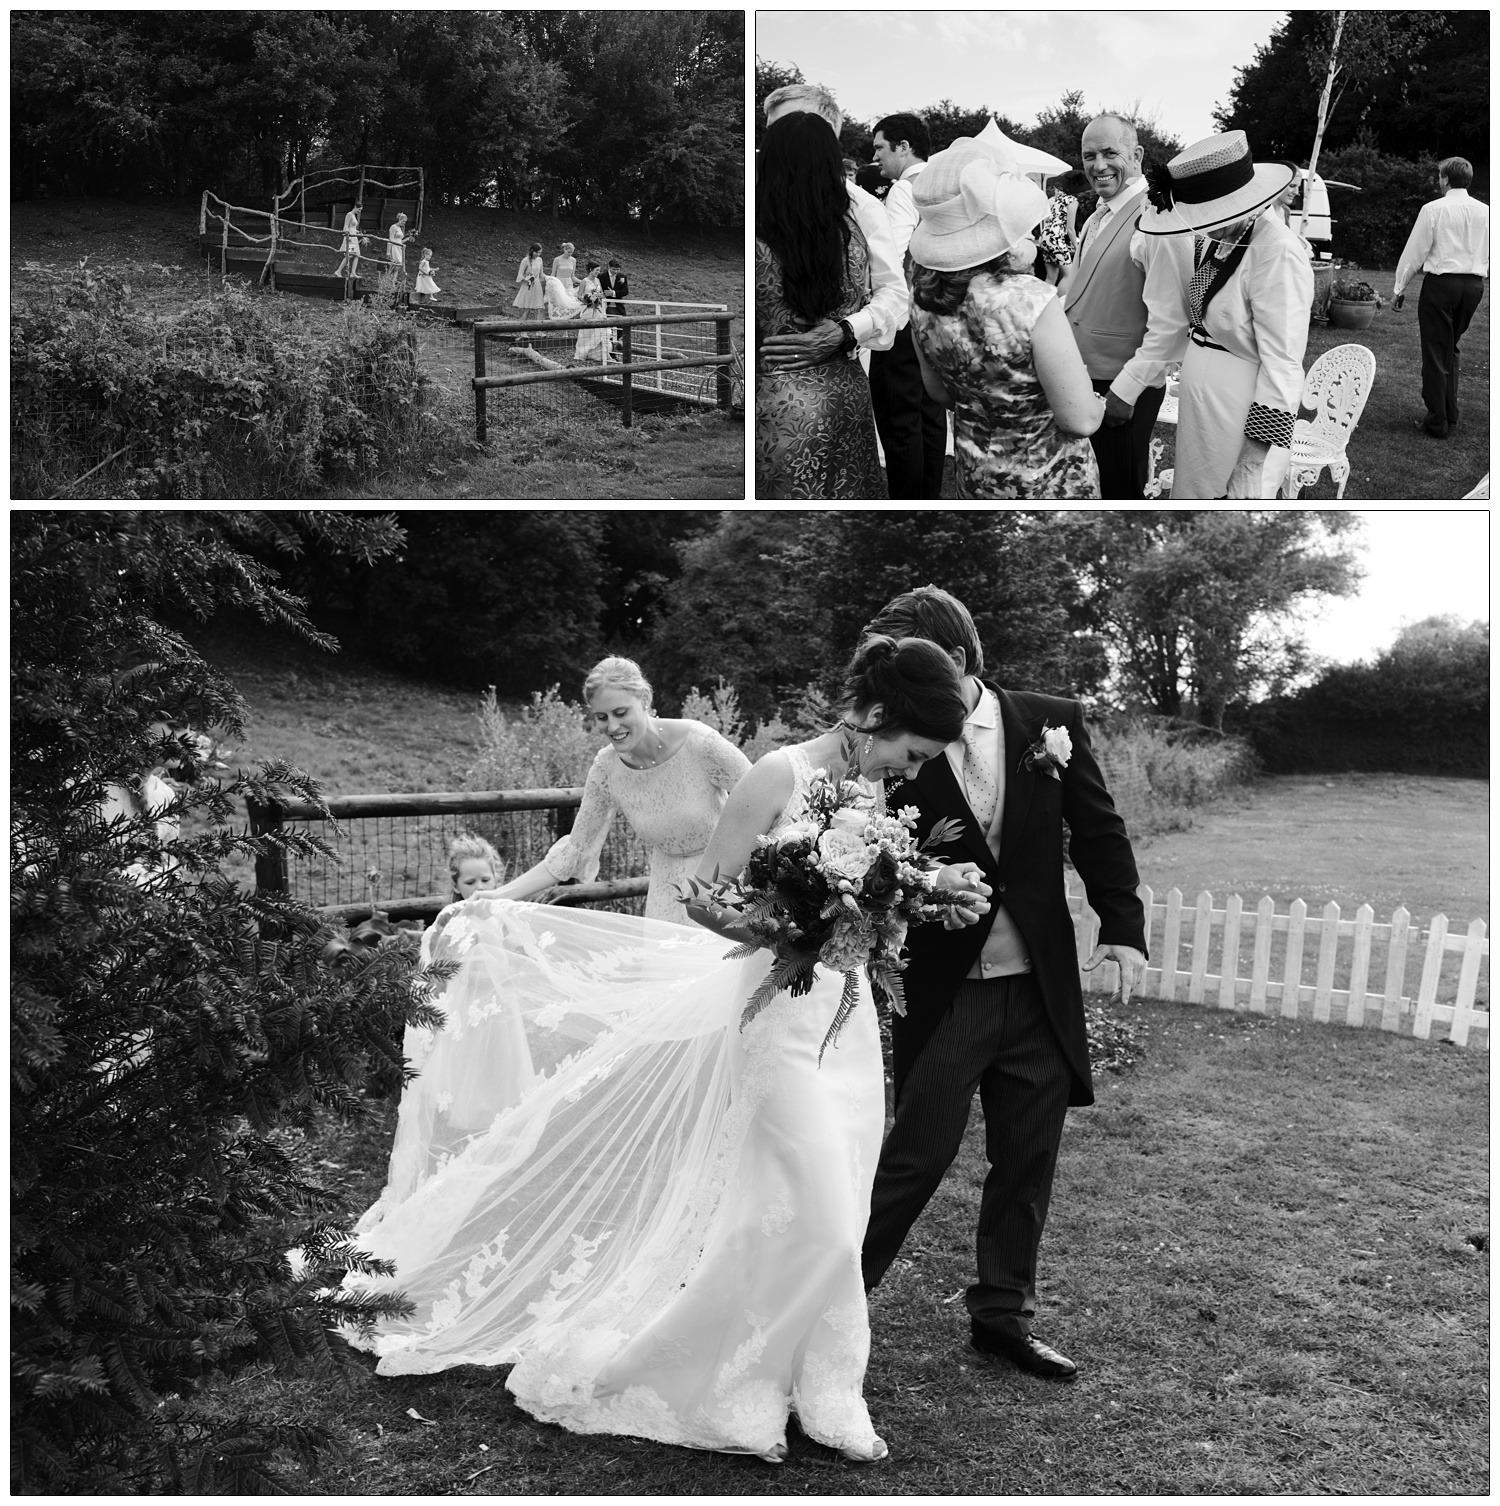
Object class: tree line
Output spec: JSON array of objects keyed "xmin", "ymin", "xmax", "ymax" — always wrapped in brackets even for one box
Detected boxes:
[
  {"xmin": 265, "ymin": 510, "xmax": 1367, "ymax": 736},
  {"xmin": 11, "ymin": 10, "xmax": 743, "ymax": 229}
]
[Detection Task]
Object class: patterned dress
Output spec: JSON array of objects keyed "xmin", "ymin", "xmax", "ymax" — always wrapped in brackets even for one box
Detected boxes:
[
  {"xmin": 755, "ymin": 224, "xmax": 886, "ymax": 500},
  {"xmin": 909, "ymin": 271, "xmax": 1100, "ymax": 499},
  {"xmin": 1036, "ymin": 194, "xmax": 1078, "ymax": 269}
]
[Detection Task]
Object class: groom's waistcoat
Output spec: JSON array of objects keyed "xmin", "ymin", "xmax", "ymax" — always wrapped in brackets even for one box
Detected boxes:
[{"xmin": 1062, "ymin": 197, "xmax": 1151, "ymax": 383}]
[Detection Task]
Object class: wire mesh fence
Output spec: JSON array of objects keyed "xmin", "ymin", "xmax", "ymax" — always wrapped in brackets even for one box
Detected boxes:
[{"xmin": 269, "ymin": 796, "xmax": 649, "ymax": 917}]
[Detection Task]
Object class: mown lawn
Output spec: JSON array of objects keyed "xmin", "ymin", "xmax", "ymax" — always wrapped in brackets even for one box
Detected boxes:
[{"xmin": 220, "ymin": 1001, "xmax": 1487, "ymax": 1495}]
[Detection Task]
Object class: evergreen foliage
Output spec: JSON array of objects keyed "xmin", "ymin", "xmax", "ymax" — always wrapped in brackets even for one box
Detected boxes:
[{"xmin": 11, "ymin": 511, "xmax": 442, "ymax": 1492}]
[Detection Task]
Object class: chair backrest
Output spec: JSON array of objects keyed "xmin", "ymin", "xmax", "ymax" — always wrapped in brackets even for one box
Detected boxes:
[{"xmin": 1301, "ymin": 343, "xmax": 1376, "ymax": 449}]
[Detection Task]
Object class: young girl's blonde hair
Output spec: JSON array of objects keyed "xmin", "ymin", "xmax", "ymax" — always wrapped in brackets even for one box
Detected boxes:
[{"xmin": 448, "ymin": 833, "xmax": 504, "ymax": 898}]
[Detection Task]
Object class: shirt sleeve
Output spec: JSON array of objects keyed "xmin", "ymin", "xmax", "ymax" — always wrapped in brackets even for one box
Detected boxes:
[
  {"xmin": 542, "ymin": 748, "xmax": 614, "ymax": 883},
  {"xmin": 883, "ymin": 177, "xmax": 921, "ymax": 263},
  {"xmin": 1244, "ymin": 234, "xmax": 1313, "ymax": 449},
  {"xmin": 1111, "ymin": 226, "xmax": 1195, "ymax": 405},
  {"xmin": 844, "ymin": 182, "xmax": 909, "ymax": 347},
  {"xmin": 1393, "ymin": 202, "xmax": 1436, "ymax": 296}
]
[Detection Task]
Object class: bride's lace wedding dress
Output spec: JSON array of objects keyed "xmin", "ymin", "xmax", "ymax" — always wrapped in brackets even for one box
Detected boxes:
[{"xmin": 346, "ymin": 746, "xmax": 887, "ymax": 1460}]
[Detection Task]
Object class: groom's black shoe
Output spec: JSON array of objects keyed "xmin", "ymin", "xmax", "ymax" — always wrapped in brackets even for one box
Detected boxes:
[{"xmin": 970, "ymin": 1321, "xmax": 1077, "ymax": 1381}]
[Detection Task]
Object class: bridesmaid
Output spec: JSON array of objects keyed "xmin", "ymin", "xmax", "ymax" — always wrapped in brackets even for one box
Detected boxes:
[
  {"xmin": 495, "ymin": 656, "xmax": 750, "ymax": 926},
  {"xmin": 551, "ymin": 240, "xmax": 577, "ymax": 292},
  {"xmin": 513, "ymin": 241, "xmax": 546, "ymax": 316}
]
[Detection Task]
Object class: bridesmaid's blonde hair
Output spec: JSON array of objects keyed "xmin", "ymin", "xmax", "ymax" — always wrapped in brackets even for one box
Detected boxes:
[
  {"xmin": 448, "ymin": 833, "xmax": 504, "ymax": 898},
  {"xmin": 583, "ymin": 655, "xmax": 653, "ymax": 708}
]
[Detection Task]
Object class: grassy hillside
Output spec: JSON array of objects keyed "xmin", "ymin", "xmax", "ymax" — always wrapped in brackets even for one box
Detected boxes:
[{"xmin": 11, "ymin": 196, "xmax": 743, "ymax": 325}]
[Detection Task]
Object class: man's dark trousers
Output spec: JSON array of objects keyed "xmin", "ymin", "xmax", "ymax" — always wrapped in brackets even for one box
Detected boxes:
[
  {"xmin": 1088, "ymin": 378, "xmax": 1166, "ymax": 498},
  {"xmin": 870, "ymin": 325, "xmax": 947, "ymax": 499},
  {"xmin": 1418, "ymin": 272, "xmax": 1484, "ymax": 436},
  {"xmin": 862, "ymin": 973, "xmax": 1072, "ymax": 1337}
]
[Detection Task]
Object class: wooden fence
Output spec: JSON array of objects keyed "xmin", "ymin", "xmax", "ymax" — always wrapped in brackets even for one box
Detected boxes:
[
  {"xmin": 1069, "ymin": 881, "xmax": 1489, "ymax": 1048},
  {"xmin": 472, "ymin": 311, "xmax": 735, "ymax": 437}
]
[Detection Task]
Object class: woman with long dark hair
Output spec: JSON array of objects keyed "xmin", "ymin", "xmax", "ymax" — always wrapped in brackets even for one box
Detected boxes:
[{"xmin": 755, "ymin": 113, "xmax": 891, "ymax": 498}]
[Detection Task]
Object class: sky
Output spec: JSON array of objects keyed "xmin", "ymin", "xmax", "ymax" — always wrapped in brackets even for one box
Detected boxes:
[
  {"xmin": 1292, "ymin": 511, "xmax": 1489, "ymax": 665},
  {"xmin": 755, "ymin": 10, "xmax": 1288, "ymax": 149}
]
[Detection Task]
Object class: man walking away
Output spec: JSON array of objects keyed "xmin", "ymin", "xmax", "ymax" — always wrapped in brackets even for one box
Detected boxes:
[{"xmin": 1393, "ymin": 157, "xmax": 1488, "ymax": 439}]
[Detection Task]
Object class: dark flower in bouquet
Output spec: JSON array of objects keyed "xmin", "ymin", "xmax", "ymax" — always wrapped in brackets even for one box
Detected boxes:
[
  {"xmin": 681, "ymin": 768, "xmax": 964, "ymax": 1061},
  {"xmin": 582, "ymin": 284, "xmax": 605, "ymax": 313}
]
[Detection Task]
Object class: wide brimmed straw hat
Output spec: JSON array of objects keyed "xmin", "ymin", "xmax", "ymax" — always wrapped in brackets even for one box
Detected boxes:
[
  {"xmin": 909, "ymin": 136, "xmax": 1050, "ymax": 273},
  {"xmin": 1138, "ymin": 130, "xmax": 1297, "ymax": 235}
]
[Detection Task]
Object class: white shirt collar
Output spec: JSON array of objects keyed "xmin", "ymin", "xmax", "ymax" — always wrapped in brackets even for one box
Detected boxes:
[
  {"xmin": 1101, "ymin": 177, "xmax": 1146, "ymax": 215},
  {"xmin": 901, "ymin": 161, "xmax": 925, "ymax": 183},
  {"xmin": 964, "ymin": 683, "xmax": 999, "ymax": 730}
]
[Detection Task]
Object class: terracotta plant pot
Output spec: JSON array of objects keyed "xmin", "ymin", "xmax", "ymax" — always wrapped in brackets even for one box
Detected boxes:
[{"xmin": 1328, "ymin": 298, "xmax": 1377, "ymax": 331}]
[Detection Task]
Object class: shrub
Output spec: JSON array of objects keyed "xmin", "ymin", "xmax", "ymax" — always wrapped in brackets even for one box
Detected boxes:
[
  {"xmin": 1090, "ymin": 718, "xmax": 1258, "ymax": 836},
  {"xmin": 1319, "ymin": 142, "xmax": 1441, "ymax": 267},
  {"xmin": 11, "ymin": 511, "xmax": 439, "ymax": 1492},
  {"xmin": 11, "ymin": 265, "xmax": 466, "ymax": 499}
]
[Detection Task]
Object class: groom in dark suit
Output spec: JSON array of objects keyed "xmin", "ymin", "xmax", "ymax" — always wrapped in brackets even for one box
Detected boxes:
[{"xmin": 861, "ymin": 586, "xmax": 1147, "ymax": 1380}]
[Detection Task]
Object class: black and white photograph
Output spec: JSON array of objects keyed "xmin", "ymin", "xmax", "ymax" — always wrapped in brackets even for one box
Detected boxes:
[
  {"xmin": 13, "ymin": 507, "xmax": 1488, "ymax": 1494},
  {"xmin": 11, "ymin": 10, "xmax": 745, "ymax": 503},
  {"xmin": 754, "ymin": 10, "xmax": 1489, "ymax": 500}
]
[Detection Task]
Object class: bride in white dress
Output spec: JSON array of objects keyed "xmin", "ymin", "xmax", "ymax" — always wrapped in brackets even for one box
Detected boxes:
[{"xmin": 344, "ymin": 637, "xmax": 973, "ymax": 1463}]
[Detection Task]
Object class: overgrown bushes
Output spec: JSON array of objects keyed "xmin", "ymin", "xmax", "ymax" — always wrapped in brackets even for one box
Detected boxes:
[{"xmin": 11, "ymin": 265, "xmax": 466, "ymax": 499}]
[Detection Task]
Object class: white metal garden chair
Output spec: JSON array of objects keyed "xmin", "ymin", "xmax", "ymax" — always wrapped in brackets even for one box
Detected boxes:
[{"xmin": 1276, "ymin": 343, "xmax": 1376, "ymax": 499}]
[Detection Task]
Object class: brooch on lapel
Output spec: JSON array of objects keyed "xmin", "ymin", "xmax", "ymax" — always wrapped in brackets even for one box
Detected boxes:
[{"xmin": 1019, "ymin": 725, "xmax": 1072, "ymax": 781}]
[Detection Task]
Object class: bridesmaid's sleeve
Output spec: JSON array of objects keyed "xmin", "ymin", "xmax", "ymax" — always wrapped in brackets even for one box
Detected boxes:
[
  {"xmin": 698, "ymin": 726, "xmax": 753, "ymax": 793},
  {"xmin": 542, "ymin": 748, "xmax": 614, "ymax": 883}
]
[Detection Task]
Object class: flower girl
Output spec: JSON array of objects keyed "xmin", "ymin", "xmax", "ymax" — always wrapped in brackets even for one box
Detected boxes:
[{"xmin": 412, "ymin": 247, "xmax": 442, "ymax": 304}]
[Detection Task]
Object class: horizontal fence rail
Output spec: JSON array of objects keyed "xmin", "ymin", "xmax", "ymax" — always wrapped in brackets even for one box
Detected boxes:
[
  {"xmin": 1069, "ymin": 881, "xmax": 1489, "ymax": 1049},
  {"xmin": 472, "ymin": 310, "xmax": 734, "ymax": 436}
]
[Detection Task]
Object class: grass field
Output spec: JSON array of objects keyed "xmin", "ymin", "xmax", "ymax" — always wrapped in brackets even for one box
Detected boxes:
[
  {"xmin": 189, "ymin": 629, "xmax": 1489, "ymax": 1494},
  {"xmin": 12, "ymin": 197, "xmax": 746, "ymax": 500},
  {"xmin": 933, "ymin": 264, "xmax": 1488, "ymax": 501}
]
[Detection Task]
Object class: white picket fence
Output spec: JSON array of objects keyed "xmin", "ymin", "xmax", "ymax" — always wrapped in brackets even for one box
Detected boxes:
[{"xmin": 1068, "ymin": 881, "xmax": 1490, "ymax": 1049}]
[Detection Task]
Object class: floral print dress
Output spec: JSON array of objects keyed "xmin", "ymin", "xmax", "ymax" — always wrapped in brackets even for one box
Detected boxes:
[
  {"xmin": 755, "ymin": 221, "xmax": 886, "ymax": 499},
  {"xmin": 909, "ymin": 271, "xmax": 1099, "ymax": 499}
]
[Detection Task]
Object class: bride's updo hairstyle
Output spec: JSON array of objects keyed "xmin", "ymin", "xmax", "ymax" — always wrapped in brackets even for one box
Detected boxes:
[
  {"xmin": 583, "ymin": 655, "xmax": 653, "ymax": 709},
  {"xmin": 842, "ymin": 635, "xmax": 966, "ymax": 745}
]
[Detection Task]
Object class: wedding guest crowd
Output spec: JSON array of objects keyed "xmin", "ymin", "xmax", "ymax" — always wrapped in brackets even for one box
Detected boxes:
[{"xmin": 755, "ymin": 86, "xmax": 1318, "ymax": 501}]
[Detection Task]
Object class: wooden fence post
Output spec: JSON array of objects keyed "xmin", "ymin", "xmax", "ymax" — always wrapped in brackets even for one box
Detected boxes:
[
  {"xmin": 1449, "ymin": 918, "xmax": 1487, "ymax": 1046},
  {"xmin": 1218, "ymin": 892, "xmax": 1243, "ymax": 1010},
  {"xmin": 1281, "ymin": 898, "xmax": 1307, "ymax": 1019},
  {"xmin": 1380, "ymin": 906, "xmax": 1411, "ymax": 1032},
  {"xmin": 245, "ymin": 796, "xmax": 288, "ymax": 896},
  {"xmin": 1412, "ymin": 914, "xmax": 1450, "ymax": 1039},
  {"xmin": 715, "ymin": 316, "xmax": 731, "ymax": 409},
  {"xmin": 1159, "ymin": 887, "xmax": 1183, "ymax": 1002},
  {"xmin": 474, "ymin": 324, "xmax": 487, "ymax": 443},
  {"xmin": 621, "ymin": 323, "xmax": 633, "ymax": 429}
]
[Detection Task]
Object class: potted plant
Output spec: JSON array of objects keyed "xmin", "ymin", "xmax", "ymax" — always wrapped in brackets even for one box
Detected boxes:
[{"xmin": 1328, "ymin": 277, "xmax": 1383, "ymax": 330}]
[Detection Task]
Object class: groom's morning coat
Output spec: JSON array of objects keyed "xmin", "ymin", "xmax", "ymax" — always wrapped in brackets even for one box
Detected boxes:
[{"xmin": 894, "ymin": 685, "xmax": 1146, "ymax": 1109}]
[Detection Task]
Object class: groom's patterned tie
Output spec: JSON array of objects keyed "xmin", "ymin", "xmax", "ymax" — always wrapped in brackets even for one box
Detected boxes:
[{"xmin": 961, "ymin": 721, "xmax": 999, "ymax": 832}]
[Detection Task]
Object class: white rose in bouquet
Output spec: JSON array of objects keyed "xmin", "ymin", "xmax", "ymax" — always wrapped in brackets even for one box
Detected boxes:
[
  {"xmin": 828, "ymin": 806, "xmax": 871, "ymax": 837},
  {"xmin": 817, "ymin": 828, "xmax": 876, "ymax": 883}
]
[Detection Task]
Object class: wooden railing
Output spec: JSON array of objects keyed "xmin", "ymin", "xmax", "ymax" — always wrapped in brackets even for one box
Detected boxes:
[{"xmin": 472, "ymin": 311, "xmax": 734, "ymax": 436}]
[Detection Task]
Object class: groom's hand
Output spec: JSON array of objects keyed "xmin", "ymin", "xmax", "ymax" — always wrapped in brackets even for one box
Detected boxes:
[
  {"xmin": 759, "ymin": 317, "xmax": 844, "ymax": 372},
  {"xmin": 1083, "ymin": 943, "xmax": 1147, "ymax": 1005},
  {"xmin": 934, "ymin": 863, "xmax": 991, "ymax": 929}
]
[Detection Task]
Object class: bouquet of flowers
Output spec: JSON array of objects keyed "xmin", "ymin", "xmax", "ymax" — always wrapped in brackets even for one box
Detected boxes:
[
  {"xmin": 582, "ymin": 283, "xmax": 605, "ymax": 314},
  {"xmin": 681, "ymin": 769, "xmax": 965, "ymax": 1060}
]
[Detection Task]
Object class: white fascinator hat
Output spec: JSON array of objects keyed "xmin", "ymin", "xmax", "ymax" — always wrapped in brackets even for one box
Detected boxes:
[
  {"xmin": 1138, "ymin": 130, "xmax": 1298, "ymax": 235},
  {"xmin": 909, "ymin": 134, "xmax": 1050, "ymax": 273}
]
